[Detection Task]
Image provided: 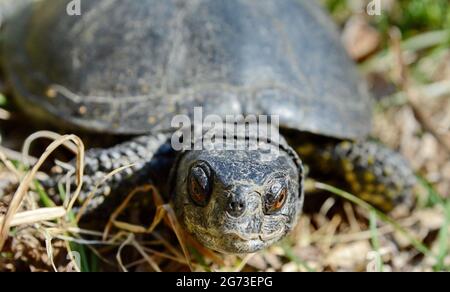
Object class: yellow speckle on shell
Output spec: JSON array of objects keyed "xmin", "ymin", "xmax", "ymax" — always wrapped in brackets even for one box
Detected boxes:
[
  {"xmin": 376, "ymin": 184, "xmax": 386, "ymax": 193},
  {"xmin": 342, "ymin": 159, "xmax": 353, "ymax": 172},
  {"xmin": 387, "ymin": 190, "xmax": 397, "ymax": 199},
  {"xmin": 340, "ymin": 141, "xmax": 352, "ymax": 151},
  {"xmin": 360, "ymin": 193, "xmax": 372, "ymax": 201},
  {"xmin": 46, "ymin": 87, "xmax": 57, "ymax": 98},
  {"xmin": 297, "ymin": 144, "xmax": 314, "ymax": 156},
  {"xmin": 351, "ymin": 182, "xmax": 362, "ymax": 193},
  {"xmin": 370, "ymin": 195, "xmax": 387, "ymax": 206},
  {"xmin": 345, "ymin": 172, "xmax": 357, "ymax": 183},
  {"xmin": 364, "ymin": 172, "xmax": 375, "ymax": 183},
  {"xmin": 364, "ymin": 184, "xmax": 375, "ymax": 193},
  {"xmin": 78, "ymin": 106, "xmax": 87, "ymax": 115}
]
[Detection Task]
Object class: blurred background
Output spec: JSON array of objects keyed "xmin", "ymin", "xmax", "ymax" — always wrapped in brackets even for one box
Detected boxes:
[{"xmin": 0, "ymin": 0, "xmax": 449, "ymax": 272}]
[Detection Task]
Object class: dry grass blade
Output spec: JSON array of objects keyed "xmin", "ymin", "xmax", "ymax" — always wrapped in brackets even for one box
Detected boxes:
[
  {"xmin": 107, "ymin": 203, "xmax": 167, "ymax": 237},
  {"xmin": 0, "ymin": 207, "xmax": 66, "ymax": 227},
  {"xmin": 116, "ymin": 233, "xmax": 135, "ymax": 272},
  {"xmin": 162, "ymin": 204, "xmax": 193, "ymax": 271},
  {"xmin": 0, "ymin": 133, "xmax": 85, "ymax": 251},
  {"xmin": 142, "ymin": 246, "xmax": 192, "ymax": 266},
  {"xmin": 234, "ymin": 253, "xmax": 256, "ymax": 272},
  {"xmin": 0, "ymin": 148, "xmax": 20, "ymax": 179},
  {"xmin": 131, "ymin": 239, "xmax": 161, "ymax": 272},
  {"xmin": 151, "ymin": 232, "xmax": 185, "ymax": 260},
  {"xmin": 146, "ymin": 205, "xmax": 167, "ymax": 233},
  {"xmin": 21, "ymin": 131, "xmax": 80, "ymax": 167},
  {"xmin": 0, "ymin": 145, "xmax": 38, "ymax": 165},
  {"xmin": 111, "ymin": 222, "xmax": 148, "ymax": 234},
  {"xmin": 43, "ymin": 229, "xmax": 59, "ymax": 272},
  {"xmin": 103, "ymin": 185, "xmax": 155, "ymax": 240},
  {"xmin": 0, "ymin": 108, "xmax": 10, "ymax": 120}
]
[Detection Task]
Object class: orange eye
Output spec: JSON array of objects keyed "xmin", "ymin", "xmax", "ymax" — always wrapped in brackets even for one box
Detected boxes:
[
  {"xmin": 264, "ymin": 181, "xmax": 288, "ymax": 214},
  {"xmin": 188, "ymin": 162, "xmax": 212, "ymax": 207},
  {"xmin": 274, "ymin": 188, "xmax": 287, "ymax": 209}
]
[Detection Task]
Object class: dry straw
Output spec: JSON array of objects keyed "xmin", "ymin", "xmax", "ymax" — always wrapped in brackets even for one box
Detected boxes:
[{"xmin": 0, "ymin": 132, "xmax": 85, "ymax": 250}]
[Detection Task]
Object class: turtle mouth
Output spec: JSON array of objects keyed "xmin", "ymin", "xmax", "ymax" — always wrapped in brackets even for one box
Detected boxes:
[
  {"xmin": 198, "ymin": 230, "xmax": 266, "ymax": 254},
  {"xmin": 223, "ymin": 228, "xmax": 285, "ymax": 242},
  {"xmin": 189, "ymin": 225, "xmax": 287, "ymax": 254}
]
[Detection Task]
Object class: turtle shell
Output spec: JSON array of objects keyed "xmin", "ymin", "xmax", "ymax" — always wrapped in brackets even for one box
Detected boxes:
[{"xmin": 1, "ymin": 0, "xmax": 372, "ymax": 139}]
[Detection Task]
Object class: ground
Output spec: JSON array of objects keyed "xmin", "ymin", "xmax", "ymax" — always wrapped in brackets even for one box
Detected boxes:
[{"xmin": 0, "ymin": 0, "xmax": 449, "ymax": 272}]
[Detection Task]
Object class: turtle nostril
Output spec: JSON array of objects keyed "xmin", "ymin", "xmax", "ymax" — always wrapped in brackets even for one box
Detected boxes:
[{"xmin": 227, "ymin": 197, "xmax": 246, "ymax": 217}]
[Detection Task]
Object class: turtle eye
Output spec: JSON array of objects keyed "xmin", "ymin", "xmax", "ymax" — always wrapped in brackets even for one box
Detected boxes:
[
  {"xmin": 264, "ymin": 180, "xmax": 288, "ymax": 214},
  {"xmin": 188, "ymin": 161, "xmax": 213, "ymax": 207}
]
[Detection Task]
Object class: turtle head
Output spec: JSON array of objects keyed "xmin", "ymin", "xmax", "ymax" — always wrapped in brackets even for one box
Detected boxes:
[{"xmin": 171, "ymin": 140, "xmax": 304, "ymax": 254}]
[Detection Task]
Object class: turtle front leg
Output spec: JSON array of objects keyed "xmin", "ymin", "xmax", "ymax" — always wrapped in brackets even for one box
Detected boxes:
[
  {"xmin": 298, "ymin": 140, "xmax": 416, "ymax": 212},
  {"xmin": 44, "ymin": 133, "xmax": 173, "ymax": 212}
]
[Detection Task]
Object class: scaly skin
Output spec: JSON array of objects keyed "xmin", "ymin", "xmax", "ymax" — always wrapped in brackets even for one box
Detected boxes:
[
  {"xmin": 333, "ymin": 141, "xmax": 416, "ymax": 211},
  {"xmin": 45, "ymin": 133, "xmax": 171, "ymax": 211},
  {"xmin": 296, "ymin": 140, "xmax": 416, "ymax": 212}
]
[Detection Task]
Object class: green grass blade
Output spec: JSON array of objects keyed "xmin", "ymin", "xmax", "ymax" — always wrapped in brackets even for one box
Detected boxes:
[
  {"xmin": 401, "ymin": 30, "xmax": 450, "ymax": 51},
  {"xmin": 369, "ymin": 211, "xmax": 383, "ymax": 272},
  {"xmin": 34, "ymin": 181, "xmax": 56, "ymax": 208},
  {"xmin": 69, "ymin": 242, "xmax": 90, "ymax": 272},
  {"xmin": 417, "ymin": 176, "xmax": 445, "ymax": 207},
  {"xmin": 0, "ymin": 93, "xmax": 7, "ymax": 107},
  {"xmin": 57, "ymin": 183, "xmax": 99, "ymax": 272},
  {"xmin": 434, "ymin": 200, "xmax": 450, "ymax": 271},
  {"xmin": 361, "ymin": 30, "xmax": 450, "ymax": 72}
]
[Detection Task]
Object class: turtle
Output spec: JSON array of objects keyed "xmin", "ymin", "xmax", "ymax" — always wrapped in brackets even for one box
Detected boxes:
[{"xmin": 0, "ymin": 0, "xmax": 415, "ymax": 254}]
